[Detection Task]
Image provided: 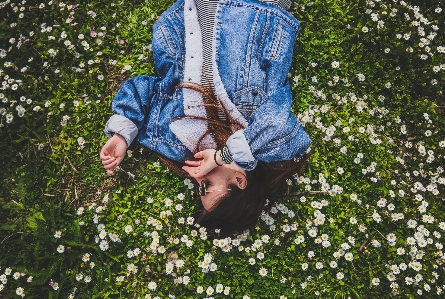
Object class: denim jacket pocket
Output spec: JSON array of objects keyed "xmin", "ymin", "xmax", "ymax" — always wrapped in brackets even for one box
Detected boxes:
[
  {"xmin": 233, "ymin": 86, "xmax": 267, "ymax": 118},
  {"xmin": 263, "ymin": 18, "xmax": 297, "ymax": 63}
]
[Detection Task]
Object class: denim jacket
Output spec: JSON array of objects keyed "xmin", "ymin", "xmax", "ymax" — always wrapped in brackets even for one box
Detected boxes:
[{"xmin": 104, "ymin": 0, "xmax": 312, "ymax": 171}]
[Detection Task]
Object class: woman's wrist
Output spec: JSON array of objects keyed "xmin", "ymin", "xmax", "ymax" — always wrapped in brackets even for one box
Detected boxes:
[
  {"xmin": 213, "ymin": 147, "xmax": 234, "ymax": 166},
  {"xmin": 213, "ymin": 150, "xmax": 224, "ymax": 166},
  {"xmin": 112, "ymin": 133, "xmax": 127, "ymax": 145}
]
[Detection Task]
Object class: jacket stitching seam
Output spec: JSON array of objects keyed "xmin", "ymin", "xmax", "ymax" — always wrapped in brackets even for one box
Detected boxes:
[
  {"xmin": 257, "ymin": 12, "xmax": 270, "ymax": 63},
  {"xmin": 243, "ymin": 10, "xmax": 261, "ymax": 88},
  {"xmin": 172, "ymin": 10, "xmax": 185, "ymax": 68},
  {"xmin": 159, "ymin": 24, "xmax": 176, "ymax": 56},
  {"xmin": 269, "ymin": 23, "xmax": 284, "ymax": 60}
]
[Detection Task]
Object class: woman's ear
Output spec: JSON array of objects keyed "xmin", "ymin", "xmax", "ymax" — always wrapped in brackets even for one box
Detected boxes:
[{"xmin": 235, "ymin": 172, "xmax": 248, "ymax": 190}]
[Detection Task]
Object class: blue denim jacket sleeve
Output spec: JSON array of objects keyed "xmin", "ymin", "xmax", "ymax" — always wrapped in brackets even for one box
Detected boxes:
[
  {"xmin": 105, "ymin": 75, "xmax": 161, "ymax": 142},
  {"xmin": 227, "ymin": 83, "xmax": 312, "ymax": 171},
  {"xmin": 105, "ymin": 2, "xmax": 184, "ymax": 148}
]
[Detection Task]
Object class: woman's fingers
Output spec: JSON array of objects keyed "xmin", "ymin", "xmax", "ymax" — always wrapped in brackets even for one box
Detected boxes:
[
  {"xmin": 194, "ymin": 151, "xmax": 203, "ymax": 159},
  {"xmin": 102, "ymin": 156, "xmax": 116, "ymax": 166},
  {"xmin": 104, "ymin": 160, "xmax": 119, "ymax": 170},
  {"xmin": 182, "ymin": 166, "xmax": 192, "ymax": 176},
  {"xmin": 182, "ymin": 166, "xmax": 201, "ymax": 178},
  {"xmin": 185, "ymin": 160, "xmax": 201, "ymax": 166},
  {"xmin": 100, "ymin": 134, "xmax": 128, "ymax": 175},
  {"xmin": 99, "ymin": 145, "xmax": 112, "ymax": 159}
]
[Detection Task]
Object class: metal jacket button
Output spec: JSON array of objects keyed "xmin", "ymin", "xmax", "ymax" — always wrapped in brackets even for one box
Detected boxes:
[{"xmin": 252, "ymin": 90, "xmax": 258, "ymax": 96}]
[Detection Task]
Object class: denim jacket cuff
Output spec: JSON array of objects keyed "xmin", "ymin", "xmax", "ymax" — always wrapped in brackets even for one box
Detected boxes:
[
  {"xmin": 226, "ymin": 130, "xmax": 257, "ymax": 171},
  {"xmin": 104, "ymin": 114, "xmax": 138, "ymax": 147}
]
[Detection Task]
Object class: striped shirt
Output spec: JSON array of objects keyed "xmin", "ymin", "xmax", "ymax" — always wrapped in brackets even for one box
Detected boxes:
[{"xmin": 195, "ymin": 0, "xmax": 292, "ymax": 86}]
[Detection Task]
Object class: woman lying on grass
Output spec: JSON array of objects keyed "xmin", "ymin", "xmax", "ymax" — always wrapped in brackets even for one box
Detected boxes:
[{"xmin": 100, "ymin": 0, "xmax": 312, "ymax": 236}]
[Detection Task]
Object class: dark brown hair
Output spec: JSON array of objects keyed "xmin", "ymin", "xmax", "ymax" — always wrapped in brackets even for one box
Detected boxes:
[{"xmin": 155, "ymin": 79, "xmax": 311, "ymax": 237}]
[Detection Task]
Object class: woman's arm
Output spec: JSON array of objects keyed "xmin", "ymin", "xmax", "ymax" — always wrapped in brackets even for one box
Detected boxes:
[
  {"xmin": 103, "ymin": 6, "xmax": 183, "ymax": 147},
  {"xmin": 226, "ymin": 84, "xmax": 312, "ymax": 171}
]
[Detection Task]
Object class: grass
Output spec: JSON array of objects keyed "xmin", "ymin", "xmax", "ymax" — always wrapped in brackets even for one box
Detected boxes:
[{"xmin": 1, "ymin": 0, "xmax": 445, "ymax": 298}]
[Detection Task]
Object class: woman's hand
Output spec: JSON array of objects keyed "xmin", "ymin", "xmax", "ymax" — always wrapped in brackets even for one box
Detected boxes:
[
  {"xmin": 182, "ymin": 149, "xmax": 219, "ymax": 178},
  {"xmin": 100, "ymin": 134, "xmax": 127, "ymax": 175}
]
